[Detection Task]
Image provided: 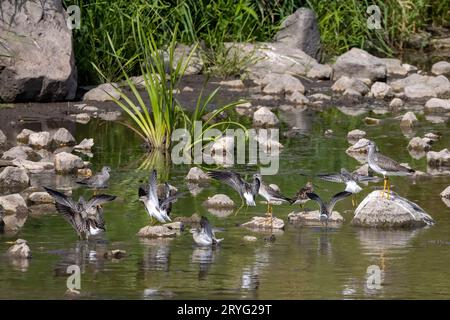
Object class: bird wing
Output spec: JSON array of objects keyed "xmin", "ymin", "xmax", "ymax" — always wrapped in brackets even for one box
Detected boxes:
[
  {"xmin": 160, "ymin": 192, "xmax": 184, "ymax": 209},
  {"xmin": 316, "ymin": 173, "xmax": 344, "ymax": 183},
  {"xmin": 138, "ymin": 185, "xmax": 148, "ymax": 198},
  {"xmin": 375, "ymin": 153, "xmax": 414, "ymax": 174},
  {"xmin": 86, "ymin": 194, "xmax": 117, "ymax": 208},
  {"xmin": 327, "ymin": 191, "xmax": 352, "ymax": 212},
  {"xmin": 251, "ymin": 177, "xmax": 260, "ymax": 196},
  {"xmin": 306, "ymin": 192, "xmax": 326, "ymax": 211},
  {"xmin": 265, "ymin": 183, "xmax": 291, "ymax": 202},
  {"xmin": 200, "ymin": 216, "xmax": 214, "ymax": 240},
  {"xmin": 208, "ymin": 170, "xmax": 246, "ymax": 195},
  {"xmin": 44, "ymin": 187, "xmax": 78, "ymax": 211},
  {"xmin": 147, "ymin": 170, "xmax": 159, "ymax": 206}
]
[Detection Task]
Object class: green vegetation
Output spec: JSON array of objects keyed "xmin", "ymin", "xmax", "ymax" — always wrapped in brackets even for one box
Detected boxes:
[{"xmin": 64, "ymin": 0, "xmax": 449, "ymax": 83}]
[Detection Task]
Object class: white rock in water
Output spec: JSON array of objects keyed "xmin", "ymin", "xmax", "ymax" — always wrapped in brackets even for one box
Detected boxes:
[
  {"xmin": 351, "ymin": 190, "xmax": 435, "ymax": 228},
  {"xmin": 288, "ymin": 210, "xmax": 344, "ymax": 225},
  {"xmin": 28, "ymin": 192, "xmax": 54, "ymax": 205},
  {"xmin": 331, "ymin": 76, "xmax": 369, "ymax": 95},
  {"xmin": 332, "ymin": 48, "xmax": 386, "ymax": 81},
  {"xmin": 431, "ymin": 61, "xmax": 450, "ymax": 75},
  {"xmin": 0, "ymin": 166, "xmax": 30, "ymax": 193},
  {"xmin": 203, "ymin": 194, "xmax": 235, "ymax": 209},
  {"xmin": 253, "ymin": 107, "xmax": 279, "ymax": 127},
  {"xmin": 137, "ymin": 225, "xmax": 178, "ymax": 238},
  {"xmin": 243, "ymin": 235, "xmax": 258, "ymax": 242},
  {"xmin": 16, "ymin": 129, "xmax": 35, "ymax": 144},
  {"xmin": 389, "ymin": 97, "xmax": 404, "ymax": 109},
  {"xmin": 286, "ymin": 91, "xmax": 309, "ymax": 104},
  {"xmin": 424, "ymin": 132, "xmax": 440, "ymax": 141},
  {"xmin": 11, "ymin": 159, "xmax": 54, "ymax": 174},
  {"xmin": 424, "ymin": 98, "xmax": 450, "ymax": 114},
  {"xmin": 400, "ymin": 111, "xmax": 418, "ymax": 127},
  {"xmin": 219, "ymin": 79, "xmax": 244, "ymax": 88},
  {"xmin": 407, "ymin": 137, "xmax": 431, "ymax": 151},
  {"xmin": 54, "ymin": 152, "xmax": 84, "ymax": 174},
  {"xmin": 74, "ymin": 113, "xmax": 91, "ymax": 124},
  {"xmin": 185, "ymin": 167, "xmax": 210, "ymax": 181},
  {"xmin": 261, "ymin": 73, "xmax": 305, "ymax": 94},
  {"xmin": 241, "ymin": 216, "xmax": 284, "ymax": 230},
  {"xmin": 346, "ymin": 138, "xmax": 369, "ymax": 154},
  {"xmin": 28, "ymin": 132, "xmax": 51, "ymax": 149},
  {"xmin": 369, "ymin": 82, "xmax": 393, "ymax": 98},
  {"xmin": 347, "ymin": 129, "xmax": 366, "ymax": 143},
  {"xmin": 52, "ymin": 128, "xmax": 76, "ymax": 147},
  {"xmin": 6, "ymin": 239, "xmax": 31, "ymax": 259},
  {"xmin": 1, "ymin": 145, "xmax": 42, "ymax": 161},
  {"xmin": 74, "ymin": 138, "xmax": 94, "ymax": 150},
  {"xmin": 306, "ymin": 63, "xmax": 332, "ymax": 79},
  {"xmin": 83, "ymin": 83, "xmax": 121, "ymax": 101},
  {"xmin": 0, "ymin": 194, "xmax": 28, "ymax": 232}
]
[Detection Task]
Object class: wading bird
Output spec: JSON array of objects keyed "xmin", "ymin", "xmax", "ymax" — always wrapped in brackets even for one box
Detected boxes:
[
  {"xmin": 208, "ymin": 170, "xmax": 260, "ymax": 207},
  {"xmin": 316, "ymin": 168, "xmax": 379, "ymax": 206},
  {"xmin": 290, "ymin": 181, "xmax": 314, "ymax": 208},
  {"xmin": 77, "ymin": 166, "xmax": 111, "ymax": 190},
  {"xmin": 362, "ymin": 140, "xmax": 415, "ymax": 199},
  {"xmin": 190, "ymin": 216, "xmax": 223, "ymax": 246},
  {"xmin": 253, "ymin": 173, "xmax": 291, "ymax": 221},
  {"xmin": 138, "ymin": 170, "xmax": 182, "ymax": 224},
  {"xmin": 306, "ymin": 191, "xmax": 352, "ymax": 226},
  {"xmin": 44, "ymin": 187, "xmax": 116, "ymax": 240}
]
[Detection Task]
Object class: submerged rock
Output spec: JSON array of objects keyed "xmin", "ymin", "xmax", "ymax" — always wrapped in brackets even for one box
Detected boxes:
[
  {"xmin": 52, "ymin": 128, "xmax": 76, "ymax": 147},
  {"xmin": 137, "ymin": 225, "xmax": 178, "ymax": 238},
  {"xmin": 288, "ymin": 210, "xmax": 344, "ymax": 225},
  {"xmin": 273, "ymin": 7, "xmax": 321, "ymax": 60},
  {"xmin": 0, "ymin": 0, "xmax": 76, "ymax": 102},
  {"xmin": 241, "ymin": 216, "xmax": 284, "ymax": 230},
  {"xmin": 99, "ymin": 111, "xmax": 122, "ymax": 121},
  {"xmin": 352, "ymin": 190, "xmax": 435, "ymax": 228},
  {"xmin": 253, "ymin": 107, "xmax": 279, "ymax": 127},
  {"xmin": 54, "ymin": 152, "xmax": 84, "ymax": 174},
  {"xmin": 185, "ymin": 167, "xmax": 210, "ymax": 182},
  {"xmin": 0, "ymin": 166, "xmax": 30, "ymax": 194},
  {"xmin": 0, "ymin": 194, "xmax": 28, "ymax": 232},
  {"xmin": 203, "ymin": 194, "xmax": 234, "ymax": 209},
  {"xmin": 6, "ymin": 239, "xmax": 31, "ymax": 259},
  {"xmin": 332, "ymin": 48, "xmax": 386, "ymax": 81},
  {"xmin": 243, "ymin": 235, "xmax": 258, "ymax": 242}
]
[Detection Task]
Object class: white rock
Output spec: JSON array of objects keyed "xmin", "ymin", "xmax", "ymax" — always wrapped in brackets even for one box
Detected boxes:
[
  {"xmin": 0, "ymin": 130, "xmax": 6, "ymax": 147},
  {"xmin": 308, "ymin": 93, "xmax": 331, "ymax": 101},
  {"xmin": 369, "ymin": 82, "xmax": 393, "ymax": 98},
  {"xmin": 424, "ymin": 132, "xmax": 440, "ymax": 141},
  {"xmin": 6, "ymin": 239, "xmax": 31, "ymax": 259},
  {"xmin": 137, "ymin": 225, "xmax": 178, "ymax": 238},
  {"xmin": 16, "ymin": 129, "xmax": 35, "ymax": 144},
  {"xmin": 0, "ymin": 166, "xmax": 30, "ymax": 193},
  {"xmin": 203, "ymin": 194, "xmax": 235, "ymax": 209},
  {"xmin": 241, "ymin": 216, "xmax": 284, "ymax": 230},
  {"xmin": 28, "ymin": 132, "xmax": 51, "ymax": 149},
  {"xmin": 261, "ymin": 73, "xmax": 305, "ymax": 94},
  {"xmin": 0, "ymin": 194, "xmax": 28, "ymax": 232},
  {"xmin": 219, "ymin": 79, "xmax": 244, "ymax": 88},
  {"xmin": 346, "ymin": 138, "xmax": 369, "ymax": 154},
  {"xmin": 52, "ymin": 128, "xmax": 76, "ymax": 147},
  {"xmin": 286, "ymin": 91, "xmax": 309, "ymax": 104},
  {"xmin": 1, "ymin": 146, "xmax": 41, "ymax": 161},
  {"xmin": 389, "ymin": 97, "xmax": 404, "ymax": 108},
  {"xmin": 243, "ymin": 236, "xmax": 258, "ymax": 242},
  {"xmin": 185, "ymin": 167, "xmax": 210, "ymax": 181},
  {"xmin": 306, "ymin": 64, "xmax": 332, "ymax": 79},
  {"xmin": 83, "ymin": 83, "xmax": 121, "ymax": 101},
  {"xmin": 253, "ymin": 107, "xmax": 279, "ymax": 127},
  {"xmin": 380, "ymin": 58, "xmax": 408, "ymax": 76},
  {"xmin": 11, "ymin": 159, "xmax": 54, "ymax": 174},
  {"xmin": 407, "ymin": 137, "xmax": 431, "ymax": 151},
  {"xmin": 73, "ymin": 138, "xmax": 94, "ymax": 150},
  {"xmin": 400, "ymin": 111, "xmax": 418, "ymax": 127},
  {"xmin": 347, "ymin": 129, "xmax": 366, "ymax": 142},
  {"xmin": 99, "ymin": 111, "xmax": 121, "ymax": 121},
  {"xmin": 431, "ymin": 61, "xmax": 450, "ymax": 75},
  {"xmin": 352, "ymin": 191, "xmax": 434, "ymax": 228},
  {"xmin": 28, "ymin": 192, "xmax": 54, "ymax": 205},
  {"xmin": 288, "ymin": 210, "xmax": 344, "ymax": 224},
  {"xmin": 332, "ymin": 76, "xmax": 369, "ymax": 95},
  {"xmin": 424, "ymin": 98, "xmax": 450, "ymax": 114},
  {"xmin": 440, "ymin": 186, "xmax": 450, "ymax": 199},
  {"xmin": 74, "ymin": 113, "xmax": 91, "ymax": 124},
  {"xmin": 54, "ymin": 152, "xmax": 84, "ymax": 174},
  {"xmin": 332, "ymin": 48, "xmax": 386, "ymax": 81}
]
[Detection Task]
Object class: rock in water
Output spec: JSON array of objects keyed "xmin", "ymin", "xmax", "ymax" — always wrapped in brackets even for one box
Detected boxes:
[
  {"xmin": 274, "ymin": 8, "xmax": 322, "ymax": 60},
  {"xmin": 288, "ymin": 210, "xmax": 344, "ymax": 225},
  {"xmin": 0, "ymin": 194, "xmax": 28, "ymax": 232},
  {"xmin": 202, "ymin": 194, "xmax": 235, "ymax": 209},
  {"xmin": 6, "ymin": 239, "xmax": 31, "ymax": 259},
  {"xmin": 352, "ymin": 191, "xmax": 435, "ymax": 228},
  {"xmin": 0, "ymin": 166, "xmax": 30, "ymax": 193},
  {"xmin": 332, "ymin": 48, "xmax": 386, "ymax": 81},
  {"xmin": 241, "ymin": 216, "xmax": 284, "ymax": 230},
  {"xmin": 185, "ymin": 167, "xmax": 210, "ymax": 182},
  {"xmin": 0, "ymin": 0, "xmax": 77, "ymax": 102},
  {"xmin": 137, "ymin": 225, "xmax": 178, "ymax": 238}
]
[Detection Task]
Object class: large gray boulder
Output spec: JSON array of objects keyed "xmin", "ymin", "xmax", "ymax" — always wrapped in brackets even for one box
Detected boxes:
[
  {"xmin": 274, "ymin": 8, "xmax": 321, "ymax": 60},
  {"xmin": 0, "ymin": 193, "xmax": 28, "ymax": 232},
  {"xmin": 390, "ymin": 74, "xmax": 450, "ymax": 98},
  {"xmin": 202, "ymin": 194, "xmax": 234, "ymax": 209},
  {"xmin": 54, "ymin": 152, "xmax": 84, "ymax": 174},
  {"xmin": 352, "ymin": 191, "xmax": 435, "ymax": 228},
  {"xmin": 332, "ymin": 48, "xmax": 387, "ymax": 81},
  {"xmin": 1, "ymin": 145, "xmax": 42, "ymax": 161},
  {"xmin": 0, "ymin": 166, "xmax": 30, "ymax": 194},
  {"xmin": 0, "ymin": 0, "xmax": 77, "ymax": 102}
]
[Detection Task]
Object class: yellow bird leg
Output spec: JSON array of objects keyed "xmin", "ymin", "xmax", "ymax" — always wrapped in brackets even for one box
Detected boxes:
[{"xmin": 387, "ymin": 179, "xmax": 391, "ymax": 200}]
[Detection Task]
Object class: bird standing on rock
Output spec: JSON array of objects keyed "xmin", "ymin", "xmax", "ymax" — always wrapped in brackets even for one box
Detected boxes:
[{"xmin": 306, "ymin": 191, "xmax": 352, "ymax": 226}]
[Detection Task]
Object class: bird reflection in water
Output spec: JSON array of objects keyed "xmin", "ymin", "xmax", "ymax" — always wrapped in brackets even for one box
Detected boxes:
[{"xmin": 191, "ymin": 245, "xmax": 220, "ymax": 280}]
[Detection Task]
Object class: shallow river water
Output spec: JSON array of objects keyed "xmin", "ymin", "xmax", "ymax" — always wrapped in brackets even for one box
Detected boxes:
[{"xmin": 0, "ymin": 106, "xmax": 449, "ymax": 299}]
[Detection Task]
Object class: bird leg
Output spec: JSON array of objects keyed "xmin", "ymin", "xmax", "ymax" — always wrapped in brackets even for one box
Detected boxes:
[
  {"xmin": 352, "ymin": 194, "xmax": 356, "ymax": 207},
  {"xmin": 386, "ymin": 179, "xmax": 391, "ymax": 200},
  {"xmin": 381, "ymin": 177, "xmax": 388, "ymax": 198},
  {"xmin": 266, "ymin": 202, "xmax": 271, "ymax": 215}
]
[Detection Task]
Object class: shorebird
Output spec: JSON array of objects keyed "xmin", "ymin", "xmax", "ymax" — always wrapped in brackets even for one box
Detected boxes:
[
  {"xmin": 290, "ymin": 181, "xmax": 314, "ymax": 208},
  {"xmin": 77, "ymin": 166, "xmax": 111, "ymax": 190},
  {"xmin": 138, "ymin": 170, "xmax": 182, "ymax": 224},
  {"xmin": 208, "ymin": 170, "xmax": 260, "ymax": 207},
  {"xmin": 316, "ymin": 168, "xmax": 378, "ymax": 206},
  {"xmin": 363, "ymin": 140, "xmax": 415, "ymax": 199},
  {"xmin": 190, "ymin": 216, "xmax": 223, "ymax": 246},
  {"xmin": 253, "ymin": 173, "xmax": 291, "ymax": 218},
  {"xmin": 306, "ymin": 191, "xmax": 352, "ymax": 226},
  {"xmin": 44, "ymin": 187, "xmax": 116, "ymax": 240}
]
